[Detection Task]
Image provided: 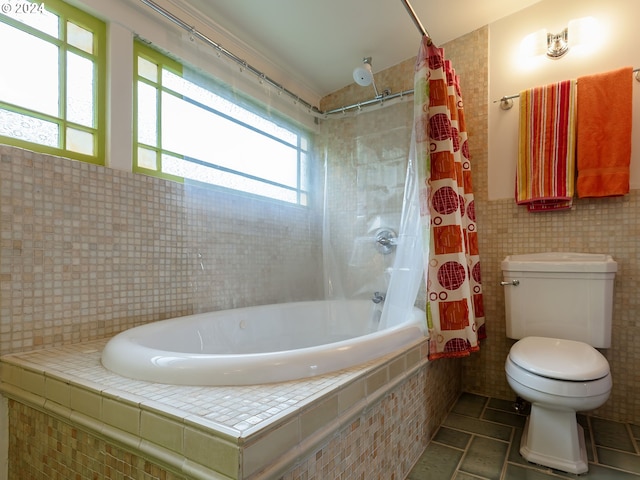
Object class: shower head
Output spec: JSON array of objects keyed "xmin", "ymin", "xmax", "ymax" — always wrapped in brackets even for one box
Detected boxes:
[
  {"xmin": 353, "ymin": 61, "xmax": 373, "ymax": 86},
  {"xmin": 352, "ymin": 57, "xmax": 381, "ymax": 98}
]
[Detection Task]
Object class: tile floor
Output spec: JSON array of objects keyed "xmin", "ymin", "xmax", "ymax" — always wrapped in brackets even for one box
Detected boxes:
[{"xmin": 409, "ymin": 392, "xmax": 640, "ymax": 479}]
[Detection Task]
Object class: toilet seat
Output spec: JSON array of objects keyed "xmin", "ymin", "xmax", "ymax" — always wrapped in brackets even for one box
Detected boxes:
[
  {"xmin": 506, "ymin": 356, "xmax": 612, "ymax": 399},
  {"xmin": 509, "ymin": 336, "xmax": 609, "ymax": 381}
]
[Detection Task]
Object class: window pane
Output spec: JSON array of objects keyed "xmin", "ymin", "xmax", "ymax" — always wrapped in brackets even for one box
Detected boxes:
[
  {"xmin": 300, "ymin": 152, "xmax": 309, "ymax": 191},
  {"xmin": 138, "ymin": 56, "xmax": 157, "ymax": 83},
  {"xmin": 66, "ymin": 51, "xmax": 94, "ymax": 127},
  {"xmin": 3, "ymin": 2, "xmax": 59, "ymax": 37},
  {"xmin": 67, "ymin": 21, "xmax": 92, "ymax": 53},
  {"xmin": 163, "ymin": 70, "xmax": 297, "ymax": 144},
  {"xmin": 66, "ymin": 127, "xmax": 93, "ymax": 155},
  {"xmin": 137, "ymin": 82, "xmax": 157, "ymax": 146},
  {"xmin": 161, "ymin": 92, "xmax": 298, "ymax": 187},
  {"xmin": 137, "ymin": 147, "xmax": 157, "ymax": 170},
  {"xmin": 164, "ymin": 155, "xmax": 298, "ymax": 203},
  {"xmin": 0, "ymin": 108, "xmax": 59, "ymax": 146},
  {"xmin": 134, "ymin": 45, "xmax": 311, "ymax": 205},
  {"xmin": 0, "ymin": 22, "xmax": 58, "ymax": 116}
]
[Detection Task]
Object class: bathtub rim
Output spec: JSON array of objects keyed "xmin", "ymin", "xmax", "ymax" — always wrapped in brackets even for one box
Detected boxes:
[{"xmin": 101, "ymin": 300, "xmax": 427, "ymax": 386}]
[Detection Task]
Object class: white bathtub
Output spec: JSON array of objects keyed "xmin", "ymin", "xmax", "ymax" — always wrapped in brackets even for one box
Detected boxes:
[{"xmin": 101, "ymin": 300, "xmax": 427, "ymax": 386}]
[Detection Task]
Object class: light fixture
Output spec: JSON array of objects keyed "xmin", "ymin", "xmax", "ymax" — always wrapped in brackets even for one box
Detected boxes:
[
  {"xmin": 546, "ymin": 28, "xmax": 568, "ymax": 58},
  {"xmin": 520, "ymin": 17, "xmax": 599, "ymax": 61}
]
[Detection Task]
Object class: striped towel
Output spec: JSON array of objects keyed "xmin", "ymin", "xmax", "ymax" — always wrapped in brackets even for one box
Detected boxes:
[{"xmin": 516, "ymin": 80, "xmax": 577, "ymax": 212}]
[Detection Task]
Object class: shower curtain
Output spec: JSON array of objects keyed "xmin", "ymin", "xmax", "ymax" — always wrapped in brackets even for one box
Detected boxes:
[{"xmin": 414, "ymin": 37, "xmax": 485, "ymax": 360}]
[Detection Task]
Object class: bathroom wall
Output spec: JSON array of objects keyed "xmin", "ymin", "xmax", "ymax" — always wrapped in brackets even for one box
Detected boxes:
[
  {"xmin": 322, "ymin": 0, "xmax": 640, "ymax": 425},
  {"xmin": 488, "ymin": 0, "xmax": 640, "ymax": 199},
  {"xmin": 0, "ymin": 146, "xmax": 323, "ymax": 356},
  {"xmin": 462, "ymin": 0, "xmax": 640, "ymax": 423}
]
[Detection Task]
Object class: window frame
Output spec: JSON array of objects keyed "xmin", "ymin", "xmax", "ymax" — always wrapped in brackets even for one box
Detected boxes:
[
  {"xmin": 0, "ymin": 0, "xmax": 106, "ymax": 165},
  {"xmin": 133, "ymin": 40, "xmax": 312, "ymax": 206}
]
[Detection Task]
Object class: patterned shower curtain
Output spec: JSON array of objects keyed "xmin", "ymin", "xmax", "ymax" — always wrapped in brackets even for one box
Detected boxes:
[{"xmin": 413, "ymin": 37, "xmax": 485, "ymax": 360}]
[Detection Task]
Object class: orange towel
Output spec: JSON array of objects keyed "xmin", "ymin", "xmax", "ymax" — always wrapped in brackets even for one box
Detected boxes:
[{"xmin": 576, "ymin": 67, "xmax": 633, "ymax": 198}]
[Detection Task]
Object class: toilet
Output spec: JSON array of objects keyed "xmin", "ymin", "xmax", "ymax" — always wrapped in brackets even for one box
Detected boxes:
[{"xmin": 502, "ymin": 252, "xmax": 617, "ymax": 474}]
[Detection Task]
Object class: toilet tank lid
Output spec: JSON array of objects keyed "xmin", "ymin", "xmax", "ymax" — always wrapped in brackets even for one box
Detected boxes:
[
  {"xmin": 509, "ymin": 337, "xmax": 610, "ymax": 381},
  {"xmin": 502, "ymin": 253, "xmax": 617, "ymax": 273}
]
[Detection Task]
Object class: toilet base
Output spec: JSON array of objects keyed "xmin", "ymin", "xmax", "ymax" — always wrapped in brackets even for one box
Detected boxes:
[{"xmin": 520, "ymin": 405, "xmax": 588, "ymax": 474}]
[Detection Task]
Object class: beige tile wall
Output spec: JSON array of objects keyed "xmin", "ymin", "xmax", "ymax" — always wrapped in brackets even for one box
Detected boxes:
[
  {"xmin": 0, "ymin": 146, "xmax": 323, "ymax": 356},
  {"xmin": 465, "ymin": 193, "xmax": 640, "ymax": 423},
  {"xmin": 323, "ymin": 24, "xmax": 640, "ymax": 425},
  {"xmin": 8, "ymin": 399, "xmax": 188, "ymax": 480},
  {"xmin": 280, "ymin": 357, "xmax": 460, "ymax": 480},
  {"xmin": 319, "ymin": 100, "xmax": 414, "ymax": 298}
]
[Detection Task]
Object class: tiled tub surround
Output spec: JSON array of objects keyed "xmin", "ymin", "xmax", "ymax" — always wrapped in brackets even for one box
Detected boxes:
[
  {"xmin": 0, "ymin": 336, "xmax": 461, "ymax": 479},
  {"xmin": 0, "ymin": 145, "xmax": 323, "ymax": 356}
]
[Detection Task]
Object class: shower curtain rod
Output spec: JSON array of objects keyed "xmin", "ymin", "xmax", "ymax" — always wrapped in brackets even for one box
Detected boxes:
[
  {"xmin": 139, "ymin": 0, "xmax": 431, "ymax": 117},
  {"xmin": 400, "ymin": 0, "xmax": 432, "ymax": 41},
  {"xmin": 323, "ymin": 88, "xmax": 415, "ymax": 115},
  {"xmin": 139, "ymin": 0, "xmax": 320, "ymax": 114},
  {"xmin": 496, "ymin": 68, "xmax": 640, "ymax": 109},
  {"xmin": 324, "ymin": 0, "xmax": 431, "ymax": 115}
]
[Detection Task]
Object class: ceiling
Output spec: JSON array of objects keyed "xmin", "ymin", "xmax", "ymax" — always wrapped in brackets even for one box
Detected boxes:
[{"xmin": 169, "ymin": 0, "xmax": 542, "ymax": 101}]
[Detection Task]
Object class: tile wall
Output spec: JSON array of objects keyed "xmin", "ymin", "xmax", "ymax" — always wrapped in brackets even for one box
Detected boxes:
[
  {"xmin": 319, "ymin": 100, "xmax": 414, "ymax": 299},
  {"xmin": 320, "ymin": 25, "xmax": 489, "ymax": 409},
  {"xmin": 279, "ymin": 357, "xmax": 461, "ymax": 480},
  {"xmin": 8, "ymin": 401, "xmax": 188, "ymax": 480},
  {"xmin": 323, "ymin": 22, "xmax": 640, "ymax": 425},
  {"xmin": 465, "ymin": 192, "xmax": 640, "ymax": 423},
  {"xmin": 0, "ymin": 146, "xmax": 323, "ymax": 356}
]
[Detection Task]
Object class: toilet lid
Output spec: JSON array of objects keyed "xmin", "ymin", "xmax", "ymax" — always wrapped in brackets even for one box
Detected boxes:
[{"xmin": 509, "ymin": 336, "xmax": 610, "ymax": 381}]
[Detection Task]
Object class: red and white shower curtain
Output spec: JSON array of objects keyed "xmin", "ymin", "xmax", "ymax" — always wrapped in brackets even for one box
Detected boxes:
[{"xmin": 414, "ymin": 37, "xmax": 485, "ymax": 360}]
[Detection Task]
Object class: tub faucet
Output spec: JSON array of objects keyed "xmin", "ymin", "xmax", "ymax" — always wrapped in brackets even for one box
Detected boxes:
[{"xmin": 372, "ymin": 292, "xmax": 385, "ymax": 304}]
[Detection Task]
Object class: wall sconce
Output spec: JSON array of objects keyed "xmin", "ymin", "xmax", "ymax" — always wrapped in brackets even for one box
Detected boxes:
[
  {"xmin": 520, "ymin": 17, "xmax": 598, "ymax": 61},
  {"xmin": 546, "ymin": 28, "xmax": 568, "ymax": 58}
]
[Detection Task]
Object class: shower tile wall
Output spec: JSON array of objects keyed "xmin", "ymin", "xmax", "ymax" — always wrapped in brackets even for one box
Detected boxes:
[
  {"xmin": 183, "ymin": 182, "xmax": 323, "ymax": 313},
  {"xmin": 0, "ymin": 146, "xmax": 323, "ymax": 356},
  {"xmin": 320, "ymin": 25, "xmax": 489, "ymax": 393},
  {"xmin": 320, "ymin": 101, "xmax": 413, "ymax": 298}
]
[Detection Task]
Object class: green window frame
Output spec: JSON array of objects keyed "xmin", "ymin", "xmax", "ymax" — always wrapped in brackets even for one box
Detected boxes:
[
  {"xmin": 0, "ymin": 0, "xmax": 106, "ymax": 165},
  {"xmin": 134, "ymin": 41, "xmax": 311, "ymax": 206}
]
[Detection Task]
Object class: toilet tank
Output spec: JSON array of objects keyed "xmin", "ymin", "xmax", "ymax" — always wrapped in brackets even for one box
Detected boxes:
[{"xmin": 502, "ymin": 253, "xmax": 617, "ymax": 348}]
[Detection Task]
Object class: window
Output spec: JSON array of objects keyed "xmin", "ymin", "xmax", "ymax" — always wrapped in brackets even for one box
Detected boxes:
[
  {"xmin": 0, "ymin": 0, "xmax": 106, "ymax": 164},
  {"xmin": 134, "ymin": 41, "xmax": 311, "ymax": 206}
]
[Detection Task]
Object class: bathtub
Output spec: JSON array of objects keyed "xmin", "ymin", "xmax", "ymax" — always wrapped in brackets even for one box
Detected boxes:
[{"xmin": 101, "ymin": 300, "xmax": 427, "ymax": 386}]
